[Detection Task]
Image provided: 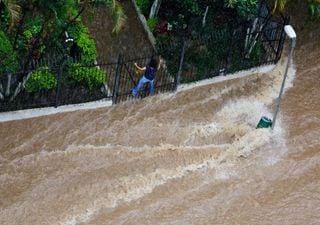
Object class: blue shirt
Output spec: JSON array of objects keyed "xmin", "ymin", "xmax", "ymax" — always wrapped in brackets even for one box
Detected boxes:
[{"xmin": 144, "ymin": 65, "xmax": 157, "ymax": 80}]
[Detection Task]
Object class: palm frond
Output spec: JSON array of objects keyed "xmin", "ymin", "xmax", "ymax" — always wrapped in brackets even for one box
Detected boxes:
[
  {"xmin": 272, "ymin": 0, "xmax": 287, "ymax": 14},
  {"xmin": 1, "ymin": 0, "xmax": 21, "ymax": 28},
  {"xmin": 111, "ymin": 0, "xmax": 126, "ymax": 34},
  {"xmin": 77, "ymin": 0, "xmax": 126, "ymax": 34},
  {"xmin": 308, "ymin": 0, "xmax": 320, "ymax": 18}
]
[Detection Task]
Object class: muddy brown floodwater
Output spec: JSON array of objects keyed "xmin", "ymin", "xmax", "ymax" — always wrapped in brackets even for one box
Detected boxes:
[{"xmin": 0, "ymin": 2, "xmax": 320, "ymax": 225}]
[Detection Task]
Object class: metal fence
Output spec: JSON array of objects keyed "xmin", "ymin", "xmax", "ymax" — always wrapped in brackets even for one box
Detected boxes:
[
  {"xmin": 159, "ymin": 1, "xmax": 289, "ymax": 84},
  {"xmin": 0, "ymin": 1, "xmax": 289, "ymax": 112},
  {"xmin": 0, "ymin": 55, "xmax": 176, "ymax": 112},
  {"xmin": 107, "ymin": 55, "xmax": 176, "ymax": 104}
]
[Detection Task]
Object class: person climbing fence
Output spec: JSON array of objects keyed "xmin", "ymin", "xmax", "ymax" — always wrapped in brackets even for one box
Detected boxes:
[{"xmin": 132, "ymin": 57, "xmax": 161, "ymax": 97}]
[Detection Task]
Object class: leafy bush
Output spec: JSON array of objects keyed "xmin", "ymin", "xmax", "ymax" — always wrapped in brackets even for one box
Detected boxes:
[
  {"xmin": 0, "ymin": 31, "xmax": 18, "ymax": 75},
  {"xmin": 23, "ymin": 17, "xmax": 42, "ymax": 41},
  {"xmin": 224, "ymin": 0, "xmax": 258, "ymax": 19},
  {"xmin": 175, "ymin": 0, "xmax": 201, "ymax": 16},
  {"xmin": 248, "ymin": 41, "xmax": 262, "ymax": 64},
  {"xmin": 309, "ymin": 0, "xmax": 320, "ymax": 20},
  {"xmin": 17, "ymin": 17, "xmax": 44, "ymax": 55},
  {"xmin": 0, "ymin": 8, "xmax": 10, "ymax": 30},
  {"xmin": 68, "ymin": 64, "xmax": 107, "ymax": 90},
  {"xmin": 68, "ymin": 23, "xmax": 98, "ymax": 65},
  {"xmin": 92, "ymin": 0, "xmax": 110, "ymax": 6},
  {"xmin": 25, "ymin": 67, "xmax": 57, "ymax": 93},
  {"xmin": 147, "ymin": 17, "xmax": 158, "ymax": 32},
  {"xmin": 136, "ymin": 0, "xmax": 150, "ymax": 14}
]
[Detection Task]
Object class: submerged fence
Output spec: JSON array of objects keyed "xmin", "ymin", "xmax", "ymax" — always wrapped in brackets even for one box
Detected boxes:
[{"xmin": 0, "ymin": 2, "xmax": 289, "ymax": 112}]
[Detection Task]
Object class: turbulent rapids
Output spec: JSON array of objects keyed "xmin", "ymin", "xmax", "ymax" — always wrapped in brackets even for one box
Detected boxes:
[
  {"xmin": 2, "ymin": 58, "xmax": 312, "ymax": 225},
  {"xmin": 2, "ymin": 0, "xmax": 320, "ymax": 223}
]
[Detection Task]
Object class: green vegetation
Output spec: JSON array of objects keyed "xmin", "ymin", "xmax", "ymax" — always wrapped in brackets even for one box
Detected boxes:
[
  {"xmin": 1, "ymin": 1, "xmax": 78, "ymax": 63},
  {"xmin": 0, "ymin": 31, "xmax": 18, "ymax": 74},
  {"xmin": 0, "ymin": 0, "xmax": 126, "ymax": 71},
  {"xmin": 0, "ymin": 0, "xmax": 126, "ymax": 100},
  {"xmin": 110, "ymin": 1, "xmax": 126, "ymax": 34},
  {"xmin": 272, "ymin": 0, "xmax": 320, "ymax": 19},
  {"xmin": 25, "ymin": 67, "xmax": 57, "ymax": 93},
  {"xmin": 308, "ymin": 0, "xmax": 320, "ymax": 19},
  {"xmin": 174, "ymin": 0, "xmax": 201, "ymax": 15},
  {"xmin": 68, "ymin": 23, "xmax": 97, "ymax": 65},
  {"xmin": 0, "ymin": 0, "xmax": 21, "ymax": 28},
  {"xmin": 68, "ymin": 63, "xmax": 107, "ymax": 90},
  {"xmin": 150, "ymin": 0, "xmax": 263, "ymax": 82},
  {"xmin": 224, "ymin": 0, "xmax": 258, "ymax": 19},
  {"xmin": 0, "ymin": 0, "xmax": 318, "ymax": 98},
  {"xmin": 147, "ymin": 17, "xmax": 158, "ymax": 32},
  {"xmin": 136, "ymin": 0, "xmax": 150, "ymax": 14}
]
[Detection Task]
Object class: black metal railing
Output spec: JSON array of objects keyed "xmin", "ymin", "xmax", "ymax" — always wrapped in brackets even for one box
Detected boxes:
[
  {"xmin": 0, "ymin": 55, "xmax": 176, "ymax": 112},
  {"xmin": 0, "ymin": 1, "xmax": 289, "ymax": 112},
  {"xmin": 157, "ymin": 1, "xmax": 289, "ymax": 84},
  {"xmin": 111, "ymin": 55, "xmax": 176, "ymax": 104}
]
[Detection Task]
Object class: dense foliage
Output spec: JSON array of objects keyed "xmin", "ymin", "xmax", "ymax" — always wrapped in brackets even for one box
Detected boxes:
[
  {"xmin": 308, "ymin": 0, "xmax": 320, "ymax": 19},
  {"xmin": 0, "ymin": 30, "xmax": 18, "ymax": 75},
  {"xmin": 173, "ymin": 0, "xmax": 202, "ymax": 15},
  {"xmin": 147, "ymin": 17, "xmax": 158, "ymax": 32},
  {"xmin": 136, "ymin": 0, "xmax": 263, "ymax": 83},
  {"xmin": 224, "ymin": 0, "xmax": 258, "ymax": 19},
  {"xmin": 68, "ymin": 23, "xmax": 97, "ymax": 65},
  {"xmin": 68, "ymin": 63, "xmax": 107, "ymax": 90},
  {"xmin": 0, "ymin": 0, "xmax": 126, "ymax": 69},
  {"xmin": 136, "ymin": 0, "xmax": 150, "ymax": 14},
  {"xmin": 0, "ymin": 1, "xmax": 78, "ymax": 67},
  {"xmin": 0, "ymin": 0, "xmax": 126, "ymax": 98},
  {"xmin": 25, "ymin": 67, "xmax": 57, "ymax": 93},
  {"xmin": 135, "ymin": 0, "xmax": 320, "ymax": 84}
]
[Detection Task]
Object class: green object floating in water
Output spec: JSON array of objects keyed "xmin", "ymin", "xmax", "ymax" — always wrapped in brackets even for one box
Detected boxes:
[{"xmin": 256, "ymin": 116, "xmax": 272, "ymax": 129}]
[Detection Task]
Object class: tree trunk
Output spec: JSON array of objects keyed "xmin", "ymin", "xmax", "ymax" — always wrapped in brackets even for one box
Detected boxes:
[
  {"xmin": 0, "ymin": 83, "xmax": 4, "ymax": 100},
  {"xmin": 149, "ymin": 0, "xmax": 162, "ymax": 19},
  {"xmin": 10, "ymin": 82, "xmax": 22, "ymax": 101},
  {"xmin": 202, "ymin": 6, "xmax": 209, "ymax": 27},
  {"xmin": 5, "ymin": 73, "xmax": 11, "ymax": 97},
  {"xmin": 13, "ymin": 12, "xmax": 26, "ymax": 50},
  {"xmin": 246, "ymin": 18, "xmax": 264, "ymax": 58},
  {"xmin": 10, "ymin": 71, "xmax": 32, "ymax": 101}
]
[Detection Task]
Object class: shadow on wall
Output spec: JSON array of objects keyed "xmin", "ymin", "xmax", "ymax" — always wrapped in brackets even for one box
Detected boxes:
[{"xmin": 82, "ymin": 0, "xmax": 154, "ymax": 63}]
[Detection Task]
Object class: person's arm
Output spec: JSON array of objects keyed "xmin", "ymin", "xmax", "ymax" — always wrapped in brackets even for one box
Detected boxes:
[
  {"xmin": 134, "ymin": 63, "xmax": 146, "ymax": 71},
  {"xmin": 157, "ymin": 58, "xmax": 162, "ymax": 70}
]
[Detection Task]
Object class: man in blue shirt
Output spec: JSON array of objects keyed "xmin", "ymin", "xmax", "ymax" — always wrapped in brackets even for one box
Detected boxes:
[{"xmin": 132, "ymin": 57, "xmax": 161, "ymax": 97}]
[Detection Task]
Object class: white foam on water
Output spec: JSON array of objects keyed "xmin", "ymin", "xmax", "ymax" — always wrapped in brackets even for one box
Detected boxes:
[
  {"xmin": 0, "ymin": 99, "xmax": 112, "ymax": 122},
  {"xmin": 61, "ymin": 209, "xmax": 95, "ymax": 225},
  {"xmin": 177, "ymin": 64, "xmax": 275, "ymax": 92},
  {"xmin": 59, "ymin": 159, "xmax": 220, "ymax": 224},
  {"xmin": 59, "ymin": 126, "xmax": 279, "ymax": 225},
  {"xmin": 0, "ymin": 65, "xmax": 275, "ymax": 123},
  {"xmin": 1, "ymin": 60, "xmax": 298, "ymax": 225}
]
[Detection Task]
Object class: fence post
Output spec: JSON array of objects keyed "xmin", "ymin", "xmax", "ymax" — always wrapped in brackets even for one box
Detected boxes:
[
  {"xmin": 55, "ymin": 60, "xmax": 66, "ymax": 108},
  {"xmin": 224, "ymin": 29, "xmax": 235, "ymax": 74},
  {"xmin": 112, "ymin": 54, "xmax": 123, "ymax": 105},
  {"xmin": 175, "ymin": 39, "xmax": 186, "ymax": 91},
  {"xmin": 275, "ymin": 16, "xmax": 290, "ymax": 63}
]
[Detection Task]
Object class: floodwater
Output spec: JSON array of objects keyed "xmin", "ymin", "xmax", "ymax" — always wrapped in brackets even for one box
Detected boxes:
[{"xmin": 1, "ymin": 9, "xmax": 320, "ymax": 225}]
